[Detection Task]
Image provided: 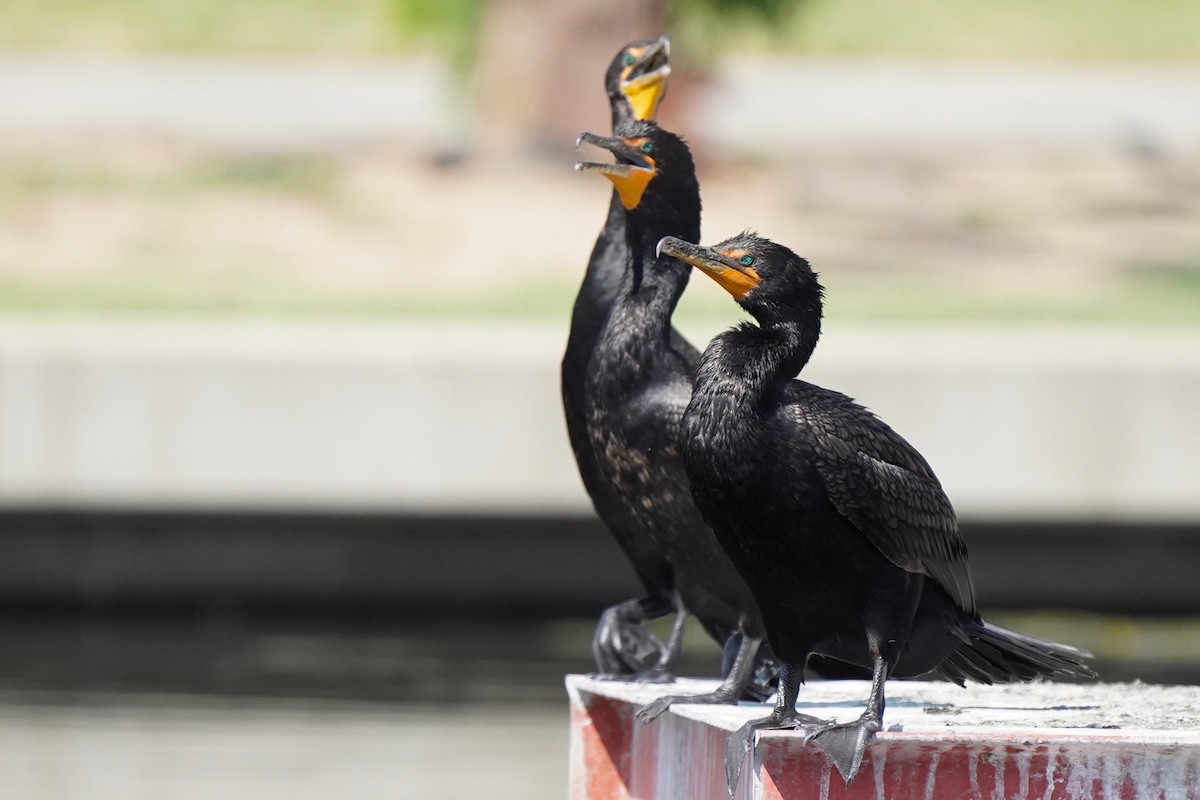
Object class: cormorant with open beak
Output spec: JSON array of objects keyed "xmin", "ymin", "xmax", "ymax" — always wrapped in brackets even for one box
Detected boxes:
[
  {"xmin": 573, "ymin": 120, "xmax": 785, "ymax": 705},
  {"xmin": 563, "ymin": 38, "xmax": 682, "ymax": 676}
]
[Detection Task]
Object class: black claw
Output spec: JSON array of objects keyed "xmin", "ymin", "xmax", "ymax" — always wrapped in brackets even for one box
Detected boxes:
[
  {"xmin": 638, "ymin": 681, "xmax": 748, "ymax": 724},
  {"xmin": 635, "ymin": 688, "xmax": 741, "ymax": 724},
  {"xmin": 636, "ymin": 697, "xmax": 673, "ymax": 723}
]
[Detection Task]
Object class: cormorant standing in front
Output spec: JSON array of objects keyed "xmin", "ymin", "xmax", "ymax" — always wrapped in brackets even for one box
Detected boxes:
[{"xmin": 658, "ymin": 232, "xmax": 1096, "ymax": 792}]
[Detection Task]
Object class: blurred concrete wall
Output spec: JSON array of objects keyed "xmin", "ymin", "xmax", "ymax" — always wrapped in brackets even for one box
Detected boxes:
[{"xmin": 2, "ymin": 317, "xmax": 1197, "ymax": 522}]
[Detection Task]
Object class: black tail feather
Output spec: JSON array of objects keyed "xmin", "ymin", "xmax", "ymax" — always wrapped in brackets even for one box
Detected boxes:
[
  {"xmin": 937, "ymin": 620, "xmax": 1097, "ymax": 685},
  {"xmin": 948, "ymin": 641, "xmax": 1003, "ymax": 684}
]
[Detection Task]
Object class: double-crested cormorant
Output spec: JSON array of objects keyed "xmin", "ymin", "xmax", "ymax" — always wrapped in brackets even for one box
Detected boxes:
[
  {"xmin": 563, "ymin": 37, "xmax": 678, "ymax": 675},
  {"xmin": 567, "ymin": 38, "xmax": 857, "ymax": 689},
  {"xmin": 658, "ymin": 232, "xmax": 1097, "ymax": 792},
  {"xmin": 573, "ymin": 120, "xmax": 783, "ymax": 705}
]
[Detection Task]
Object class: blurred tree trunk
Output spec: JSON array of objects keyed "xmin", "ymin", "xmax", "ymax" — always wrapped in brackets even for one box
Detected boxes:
[{"xmin": 473, "ymin": 0, "xmax": 667, "ymax": 156}]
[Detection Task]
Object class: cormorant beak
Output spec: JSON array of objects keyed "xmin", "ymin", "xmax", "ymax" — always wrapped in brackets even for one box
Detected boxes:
[
  {"xmin": 621, "ymin": 35, "xmax": 671, "ymax": 121},
  {"xmin": 575, "ymin": 131, "xmax": 656, "ymax": 210},
  {"xmin": 656, "ymin": 236, "xmax": 761, "ymax": 300}
]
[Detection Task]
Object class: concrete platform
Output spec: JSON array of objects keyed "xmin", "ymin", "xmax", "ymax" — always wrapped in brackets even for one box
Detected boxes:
[{"xmin": 567, "ymin": 675, "xmax": 1200, "ymax": 799}]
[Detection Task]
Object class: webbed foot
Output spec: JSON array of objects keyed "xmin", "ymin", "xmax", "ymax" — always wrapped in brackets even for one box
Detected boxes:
[
  {"xmin": 725, "ymin": 710, "xmax": 829, "ymax": 795},
  {"xmin": 743, "ymin": 653, "xmax": 781, "ymax": 702},
  {"xmin": 592, "ymin": 606, "xmax": 665, "ymax": 675},
  {"xmin": 804, "ymin": 715, "xmax": 882, "ymax": 784}
]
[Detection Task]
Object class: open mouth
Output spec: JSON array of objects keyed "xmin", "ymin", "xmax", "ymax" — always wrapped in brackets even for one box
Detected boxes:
[
  {"xmin": 621, "ymin": 38, "xmax": 671, "ymax": 94},
  {"xmin": 619, "ymin": 37, "xmax": 671, "ymax": 121},
  {"xmin": 574, "ymin": 132, "xmax": 653, "ymax": 177},
  {"xmin": 574, "ymin": 131, "xmax": 657, "ymax": 210}
]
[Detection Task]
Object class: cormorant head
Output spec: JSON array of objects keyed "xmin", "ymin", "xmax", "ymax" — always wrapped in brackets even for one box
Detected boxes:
[
  {"xmin": 605, "ymin": 36, "xmax": 671, "ymax": 125},
  {"xmin": 575, "ymin": 120, "xmax": 698, "ymax": 218},
  {"xmin": 656, "ymin": 232, "xmax": 824, "ymax": 325}
]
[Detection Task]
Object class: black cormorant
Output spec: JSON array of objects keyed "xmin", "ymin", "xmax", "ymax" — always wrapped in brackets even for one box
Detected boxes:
[
  {"xmin": 566, "ymin": 39, "xmax": 855, "ymax": 689},
  {"xmin": 563, "ymin": 37, "xmax": 678, "ymax": 675},
  {"xmin": 658, "ymin": 232, "xmax": 1096, "ymax": 792},
  {"xmin": 574, "ymin": 121, "xmax": 787, "ymax": 705}
]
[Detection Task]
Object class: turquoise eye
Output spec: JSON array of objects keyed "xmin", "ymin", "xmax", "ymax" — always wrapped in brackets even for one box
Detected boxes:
[
  {"xmin": 623, "ymin": 53, "xmax": 635, "ymax": 65},
  {"xmin": 740, "ymin": 255, "xmax": 754, "ymax": 266},
  {"xmin": 640, "ymin": 142, "xmax": 654, "ymax": 153}
]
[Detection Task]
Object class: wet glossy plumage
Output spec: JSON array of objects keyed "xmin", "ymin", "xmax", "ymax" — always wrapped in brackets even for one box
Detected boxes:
[
  {"xmin": 578, "ymin": 121, "xmax": 763, "ymax": 673},
  {"xmin": 674, "ymin": 233, "xmax": 1094, "ymax": 787},
  {"xmin": 561, "ymin": 43, "xmax": 692, "ymax": 673}
]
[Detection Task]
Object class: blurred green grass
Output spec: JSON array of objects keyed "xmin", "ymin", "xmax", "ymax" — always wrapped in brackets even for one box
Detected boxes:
[
  {"xmin": 3, "ymin": 264, "xmax": 1200, "ymax": 322},
  {"xmin": 717, "ymin": 0, "xmax": 1200, "ymax": 61},
  {"xmin": 0, "ymin": 0, "xmax": 1197, "ymax": 61}
]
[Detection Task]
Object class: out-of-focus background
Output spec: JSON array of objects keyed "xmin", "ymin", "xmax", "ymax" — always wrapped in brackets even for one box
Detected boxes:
[{"xmin": 1, "ymin": 1, "xmax": 1199, "ymax": 797}]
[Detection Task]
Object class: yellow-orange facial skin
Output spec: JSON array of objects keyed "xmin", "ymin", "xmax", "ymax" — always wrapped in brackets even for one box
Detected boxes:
[
  {"xmin": 622, "ymin": 69, "xmax": 669, "ymax": 121},
  {"xmin": 656, "ymin": 238, "xmax": 762, "ymax": 300},
  {"xmin": 575, "ymin": 135, "xmax": 657, "ymax": 211},
  {"xmin": 709, "ymin": 249, "xmax": 761, "ymax": 300},
  {"xmin": 703, "ymin": 261, "xmax": 761, "ymax": 300},
  {"xmin": 618, "ymin": 41, "xmax": 671, "ymax": 121},
  {"xmin": 604, "ymin": 162, "xmax": 655, "ymax": 210}
]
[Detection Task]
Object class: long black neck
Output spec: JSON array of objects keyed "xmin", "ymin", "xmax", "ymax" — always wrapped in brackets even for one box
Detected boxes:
[
  {"xmin": 616, "ymin": 210, "xmax": 694, "ymax": 329},
  {"xmin": 564, "ymin": 99, "xmax": 638, "ymax": 344},
  {"xmin": 564, "ymin": 98, "xmax": 638, "ymax": 351},
  {"xmin": 759, "ymin": 315, "xmax": 820, "ymax": 395},
  {"xmin": 565, "ymin": 192, "xmax": 626, "ymax": 358},
  {"xmin": 582, "ymin": 206, "xmax": 693, "ymax": 403},
  {"xmin": 611, "ymin": 101, "xmax": 628, "ymax": 132},
  {"xmin": 700, "ymin": 311, "xmax": 821, "ymax": 412},
  {"xmin": 564, "ymin": 101, "xmax": 653, "ymax": 367}
]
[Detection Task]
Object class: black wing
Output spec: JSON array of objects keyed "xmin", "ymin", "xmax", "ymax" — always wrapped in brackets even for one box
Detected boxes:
[
  {"xmin": 789, "ymin": 384, "xmax": 977, "ymax": 614},
  {"xmin": 789, "ymin": 380, "xmax": 939, "ymax": 478}
]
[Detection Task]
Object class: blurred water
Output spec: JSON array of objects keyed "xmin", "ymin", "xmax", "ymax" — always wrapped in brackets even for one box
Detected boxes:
[
  {"xmin": 0, "ymin": 611, "xmax": 1195, "ymax": 798},
  {"xmin": 0, "ymin": 613, "xmax": 653, "ymax": 800},
  {"xmin": 0, "ymin": 697, "xmax": 565, "ymax": 800}
]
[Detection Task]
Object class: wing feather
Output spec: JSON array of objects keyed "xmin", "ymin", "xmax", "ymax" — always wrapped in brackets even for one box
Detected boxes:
[{"xmin": 789, "ymin": 384, "xmax": 977, "ymax": 614}]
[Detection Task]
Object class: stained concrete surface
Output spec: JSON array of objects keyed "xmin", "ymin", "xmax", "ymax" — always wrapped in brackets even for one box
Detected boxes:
[{"xmin": 574, "ymin": 674, "xmax": 1200, "ymax": 734}]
